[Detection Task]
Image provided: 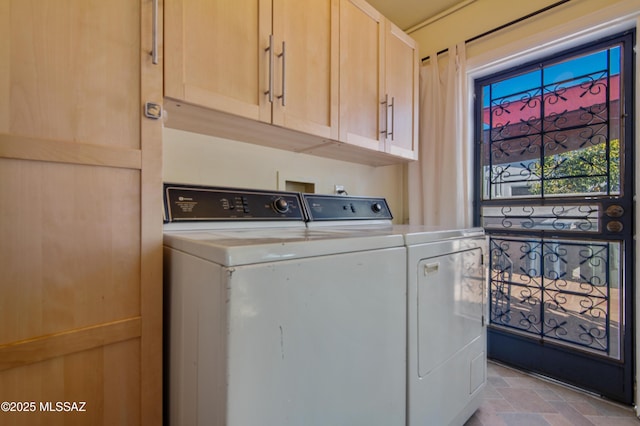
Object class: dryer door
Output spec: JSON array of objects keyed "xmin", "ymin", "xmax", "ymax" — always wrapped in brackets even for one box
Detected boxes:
[{"xmin": 417, "ymin": 247, "xmax": 484, "ymax": 377}]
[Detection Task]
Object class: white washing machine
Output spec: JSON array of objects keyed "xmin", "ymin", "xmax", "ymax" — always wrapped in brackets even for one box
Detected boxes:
[
  {"xmin": 163, "ymin": 184, "xmax": 407, "ymax": 426},
  {"xmin": 303, "ymin": 194, "xmax": 487, "ymax": 426}
]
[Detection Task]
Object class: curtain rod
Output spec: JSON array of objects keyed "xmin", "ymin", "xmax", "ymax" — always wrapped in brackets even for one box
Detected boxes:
[{"xmin": 420, "ymin": 0, "xmax": 572, "ymax": 62}]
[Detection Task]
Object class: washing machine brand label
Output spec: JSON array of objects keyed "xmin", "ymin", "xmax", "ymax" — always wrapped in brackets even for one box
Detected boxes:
[{"xmin": 176, "ymin": 198, "xmax": 197, "ymax": 212}]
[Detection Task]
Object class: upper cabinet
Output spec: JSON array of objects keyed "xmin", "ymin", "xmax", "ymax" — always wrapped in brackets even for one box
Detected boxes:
[
  {"xmin": 339, "ymin": 0, "xmax": 418, "ymax": 160},
  {"xmin": 338, "ymin": 0, "xmax": 384, "ymax": 152},
  {"xmin": 271, "ymin": 0, "xmax": 339, "ymax": 139},
  {"xmin": 164, "ymin": 0, "xmax": 271, "ymax": 122},
  {"xmin": 165, "ymin": 0, "xmax": 339, "ymax": 140},
  {"xmin": 164, "ymin": 0, "xmax": 417, "ymax": 164},
  {"xmin": 384, "ymin": 20, "xmax": 419, "ymax": 159}
]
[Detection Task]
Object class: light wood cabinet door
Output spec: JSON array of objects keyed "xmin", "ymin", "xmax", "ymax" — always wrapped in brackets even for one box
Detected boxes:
[
  {"xmin": 271, "ymin": 0, "xmax": 339, "ymax": 139},
  {"xmin": 165, "ymin": 0, "xmax": 272, "ymax": 122},
  {"xmin": 338, "ymin": 0, "xmax": 385, "ymax": 151},
  {"xmin": 0, "ymin": 0, "xmax": 163, "ymax": 424},
  {"xmin": 384, "ymin": 20, "xmax": 418, "ymax": 160},
  {"xmin": 339, "ymin": 0, "xmax": 418, "ymax": 159},
  {"xmin": 166, "ymin": 0, "xmax": 338, "ymax": 139}
]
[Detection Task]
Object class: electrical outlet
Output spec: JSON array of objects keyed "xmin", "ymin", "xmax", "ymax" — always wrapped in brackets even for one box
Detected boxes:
[{"xmin": 334, "ymin": 185, "xmax": 346, "ymax": 195}]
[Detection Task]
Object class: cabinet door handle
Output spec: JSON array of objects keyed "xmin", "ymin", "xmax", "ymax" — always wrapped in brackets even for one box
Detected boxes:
[
  {"xmin": 264, "ymin": 34, "xmax": 274, "ymax": 103},
  {"xmin": 277, "ymin": 41, "xmax": 286, "ymax": 106},
  {"xmin": 151, "ymin": 0, "xmax": 158, "ymax": 64},
  {"xmin": 388, "ymin": 96, "xmax": 395, "ymax": 141},
  {"xmin": 380, "ymin": 94, "xmax": 388, "ymax": 136}
]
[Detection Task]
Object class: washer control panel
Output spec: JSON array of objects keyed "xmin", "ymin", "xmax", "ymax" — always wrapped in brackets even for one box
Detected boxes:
[
  {"xmin": 163, "ymin": 184, "xmax": 306, "ymax": 222},
  {"xmin": 303, "ymin": 194, "xmax": 392, "ymax": 221}
]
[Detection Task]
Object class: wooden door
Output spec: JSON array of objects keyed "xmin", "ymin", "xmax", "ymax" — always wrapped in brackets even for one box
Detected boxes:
[
  {"xmin": 0, "ymin": 0, "xmax": 163, "ymax": 424},
  {"xmin": 384, "ymin": 20, "xmax": 418, "ymax": 160},
  {"xmin": 271, "ymin": 0, "xmax": 339, "ymax": 140},
  {"xmin": 338, "ymin": 0, "xmax": 384, "ymax": 151},
  {"xmin": 165, "ymin": 0, "xmax": 272, "ymax": 123}
]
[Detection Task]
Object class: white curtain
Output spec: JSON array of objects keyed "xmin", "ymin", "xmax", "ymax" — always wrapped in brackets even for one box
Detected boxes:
[{"xmin": 408, "ymin": 43, "xmax": 472, "ymax": 228}]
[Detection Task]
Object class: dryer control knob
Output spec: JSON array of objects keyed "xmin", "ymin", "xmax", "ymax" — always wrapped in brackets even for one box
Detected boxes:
[
  {"xmin": 371, "ymin": 202, "xmax": 383, "ymax": 213},
  {"xmin": 273, "ymin": 198, "xmax": 290, "ymax": 213}
]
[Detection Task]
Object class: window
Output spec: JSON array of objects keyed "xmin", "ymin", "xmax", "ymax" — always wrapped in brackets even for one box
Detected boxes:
[{"xmin": 478, "ymin": 42, "xmax": 623, "ymax": 201}]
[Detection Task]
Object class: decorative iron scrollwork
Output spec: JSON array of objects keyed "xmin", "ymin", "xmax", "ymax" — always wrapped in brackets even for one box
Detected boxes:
[{"xmin": 489, "ymin": 237, "xmax": 618, "ymax": 356}]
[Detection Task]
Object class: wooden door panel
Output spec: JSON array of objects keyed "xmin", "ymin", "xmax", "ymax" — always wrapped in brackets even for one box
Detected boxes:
[
  {"xmin": 0, "ymin": 159, "xmax": 141, "ymax": 345},
  {"xmin": 272, "ymin": 0, "xmax": 338, "ymax": 139},
  {"xmin": 165, "ymin": 0, "xmax": 271, "ymax": 122},
  {"xmin": 0, "ymin": 0, "xmax": 163, "ymax": 423},
  {"xmin": 385, "ymin": 22, "xmax": 418, "ymax": 158},
  {"xmin": 0, "ymin": 340, "xmax": 140, "ymax": 425},
  {"xmin": 339, "ymin": 0, "xmax": 383, "ymax": 151},
  {"xmin": 4, "ymin": 0, "xmax": 140, "ymax": 149}
]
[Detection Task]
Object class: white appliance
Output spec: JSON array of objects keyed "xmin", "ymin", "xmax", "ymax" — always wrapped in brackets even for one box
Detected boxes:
[
  {"xmin": 404, "ymin": 228, "xmax": 486, "ymax": 426},
  {"xmin": 163, "ymin": 185, "xmax": 407, "ymax": 426},
  {"xmin": 303, "ymin": 194, "xmax": 487, "ymax": 426}
]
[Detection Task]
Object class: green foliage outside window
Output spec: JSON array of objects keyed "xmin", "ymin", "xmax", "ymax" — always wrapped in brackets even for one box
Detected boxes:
[{"xmin": 528, "ymin": 139, "xmax": 620, "ymax": 195}]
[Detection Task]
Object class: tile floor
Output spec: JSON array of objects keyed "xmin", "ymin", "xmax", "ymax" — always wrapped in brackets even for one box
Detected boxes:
[{"xmin": 464, "ymin": 361, "xmax": 639, "ymax": 425}]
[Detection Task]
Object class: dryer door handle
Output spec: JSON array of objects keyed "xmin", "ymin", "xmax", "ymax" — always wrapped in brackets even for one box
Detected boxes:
[{"xmin": 424, "ymin": 262, "xmax": 440, "ymax": 275}]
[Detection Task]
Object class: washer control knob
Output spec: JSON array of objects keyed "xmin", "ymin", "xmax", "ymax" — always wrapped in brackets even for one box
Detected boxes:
[
  {"xmin": 273, "ymin": 197, "xmax": 289, "ymax": 213},
  {"xmin": 371, "ymin": 202, "xmax": 383, "ymax": 213}
]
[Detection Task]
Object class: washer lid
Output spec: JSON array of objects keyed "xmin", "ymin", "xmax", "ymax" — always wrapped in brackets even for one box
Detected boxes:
[
  {"xmin": 399, "ymin": 226, "xmax": 484, "ymax": 246},
  {"xmin": 163, "ymin": 227, "xmax": 405, "ymax": 266}
]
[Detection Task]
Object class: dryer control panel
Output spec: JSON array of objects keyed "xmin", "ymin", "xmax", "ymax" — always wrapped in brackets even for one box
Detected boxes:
[
  {"xmin": 163, "ymin": 184, "xmax": 306, "ymax": 222},
  {"xmin": 303, "ymin": 194, "xmax": 393, "ymax": 221}
]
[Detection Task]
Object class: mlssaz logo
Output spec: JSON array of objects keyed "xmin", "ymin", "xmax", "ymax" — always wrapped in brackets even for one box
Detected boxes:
[{"xmin": 40, "ymin": 401, "xmax": 87, "ymax": 412}]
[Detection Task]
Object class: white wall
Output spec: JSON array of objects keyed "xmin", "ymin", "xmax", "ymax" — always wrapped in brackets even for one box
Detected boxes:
[{"xmin": 162, "ymin": 127, "xmax": 408, "ymax": 223}]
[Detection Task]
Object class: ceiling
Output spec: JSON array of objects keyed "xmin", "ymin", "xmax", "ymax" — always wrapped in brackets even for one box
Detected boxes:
[{"xmin": 365, "ymin": 0, "xmax": 468, "ymax": 31}]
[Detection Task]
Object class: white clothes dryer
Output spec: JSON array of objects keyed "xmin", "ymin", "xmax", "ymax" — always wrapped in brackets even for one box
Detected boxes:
[
  {"xmin": 163, "ymin": 185, "xmax": 407, "ymax": 426},
  {"xmin": 403, "ymin": 228, "xmax": 487, "ymax": 426},
  {"xmin": 302, "ymin": 194, "xmax": 487, "ymax": 426}
]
